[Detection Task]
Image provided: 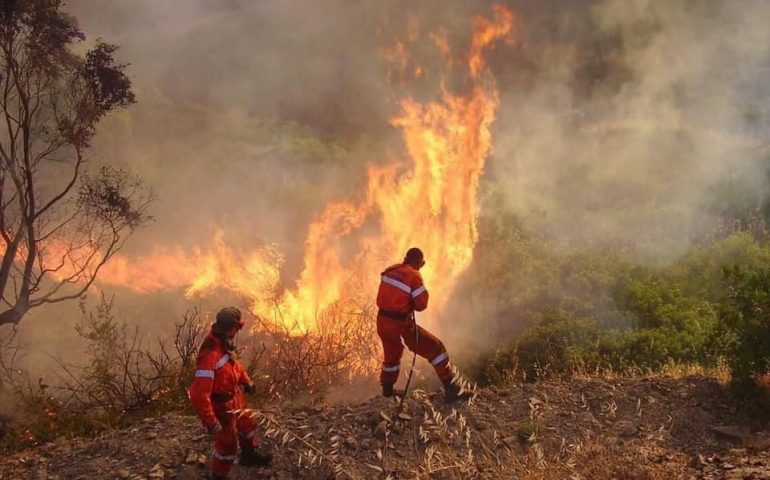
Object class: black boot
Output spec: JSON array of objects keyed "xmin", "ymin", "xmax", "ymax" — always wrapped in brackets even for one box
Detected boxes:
[
  {"xmin": 240, "ymin": 443, "xmax": 273, "ymax": 467},
  {"xmin": 382, "ymin": 384, "xmax": 405, "ymax": 398},
  {"xmin": 443, "ymin": 379, "xmax": 473, "ymax": 403},
  {"xmin": 209, "ymin": 473, "xmax": 228, "ymax": 480}
]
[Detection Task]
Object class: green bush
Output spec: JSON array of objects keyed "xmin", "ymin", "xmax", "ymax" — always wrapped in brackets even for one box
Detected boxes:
[
  {"xmin": 720, "ymin": 265, "xmax": 770, "ymax": 391},
  {"xmin": 466, "ymin": 224, "xmax": 770, "ymax": 385},
  {"xmin": 475, "ymin": 310, "xmax": 604, "ymax": 383}
]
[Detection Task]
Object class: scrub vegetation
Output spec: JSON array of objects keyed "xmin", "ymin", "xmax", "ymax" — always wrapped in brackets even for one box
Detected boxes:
[{"xmin": 464, "ymin": 205, "xmax": 770, "ymax": 395}]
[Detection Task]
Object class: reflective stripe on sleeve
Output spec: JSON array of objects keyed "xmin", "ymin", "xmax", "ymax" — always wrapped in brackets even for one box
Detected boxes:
[
  {"xmin": 214, "ymin": 354, "xmax": 230, "ymax": 369},
  {"xmin": 381, "ymin": 364, "xmax": 401, "ymax": 373},
  {"xmin": 381, "ymin": 275, "xmax": 411, "ymax": 294},
  {"xmin": 411, "ymin": 285, "xmax": 427, "ymax": 298},
  {"xmin": 430, "ymin": 352, "xmax": 449, "ymax": 366},
  {"xmin": 195, "ymin": 369, "xmax": 215, "ymax": 378}
]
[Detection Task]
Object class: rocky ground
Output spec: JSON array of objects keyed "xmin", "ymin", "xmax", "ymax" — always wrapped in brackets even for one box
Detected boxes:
[{"xmin": 2, "ymin": 375, "xmax": 770, "ymax": 480}]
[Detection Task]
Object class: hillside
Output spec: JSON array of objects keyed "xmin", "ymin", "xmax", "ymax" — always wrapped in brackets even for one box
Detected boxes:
[{"xmin": 2, "ymin": 376, "xmax": 770, "ymax": 480}]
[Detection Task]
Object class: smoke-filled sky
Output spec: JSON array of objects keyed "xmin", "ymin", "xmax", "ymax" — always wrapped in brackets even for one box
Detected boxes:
[
  {"xmin": 14, "ymin": 0, "xmax": 770, "ymax": 367},
  {"xmin": 489, "ymin": 0, "xmax": 770, "ymax": 256},
  {"xmin": 62, "ymin": 0, "xmax": 770, "ymax": 254}
]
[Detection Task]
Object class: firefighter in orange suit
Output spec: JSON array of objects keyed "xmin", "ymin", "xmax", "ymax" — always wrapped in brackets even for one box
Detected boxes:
[
  {"xmin": 376, "ymin": 247, "xmax": 471, "ymax": 402},
  {"xmin": 188, "ymin": 307, "xmax": 272, "ymax": 479}
]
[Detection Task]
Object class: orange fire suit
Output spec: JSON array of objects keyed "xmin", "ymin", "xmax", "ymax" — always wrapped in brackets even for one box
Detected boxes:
[
  {"xmin": 188, "ymin": 332, "xmax": 259, "ymax": 477},
  {"xmin": 376, "ymin": 263, "xmax": 452, "ymax": 386}
]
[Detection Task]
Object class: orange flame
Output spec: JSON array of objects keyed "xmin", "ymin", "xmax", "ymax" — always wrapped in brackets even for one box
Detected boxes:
[{"xmin": 93, "ymin": 6, "xmax": 515, "ymax": 334}]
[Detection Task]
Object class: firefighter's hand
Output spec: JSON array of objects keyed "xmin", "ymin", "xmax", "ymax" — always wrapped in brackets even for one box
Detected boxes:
[
  {"xmin": 243, "ymin": 382, "xmax": 256, "ymax": 396},
  {"xmin": 207, "ymin": 422, "xmax": 223, "ymax": 436}
]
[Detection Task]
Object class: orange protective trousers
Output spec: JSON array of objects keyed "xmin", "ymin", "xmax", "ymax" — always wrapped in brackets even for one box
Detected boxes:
[
  {"xmin": 210, "ymin": 397, "xmax": 259, "ymax": 477},
  {"xmin": 377, "ymin": 315, "xmax": 452, "ymax": 386}
]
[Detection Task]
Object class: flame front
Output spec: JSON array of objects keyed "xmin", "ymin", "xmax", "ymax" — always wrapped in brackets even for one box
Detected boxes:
[{"xmin": 94, "ymin": 7, "xmax": 514, "ymax": 334}]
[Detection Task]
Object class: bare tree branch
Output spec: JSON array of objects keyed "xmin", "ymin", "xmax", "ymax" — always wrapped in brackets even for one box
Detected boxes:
[{"xmin": 0, "ymin": 2, "xmax": 146, "ymax": 326}]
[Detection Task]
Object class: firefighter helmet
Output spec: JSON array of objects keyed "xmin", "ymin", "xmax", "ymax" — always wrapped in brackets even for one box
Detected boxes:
[
  {"xmin": 213, "ymin": 307, "xmax": 244, "ymax": 334},
  {"xmin": 404, "ymin": 247, "xmax": 424, "ymax": 265}
]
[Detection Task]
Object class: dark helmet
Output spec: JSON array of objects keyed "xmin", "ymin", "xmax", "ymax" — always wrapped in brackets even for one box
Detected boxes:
[
  {"xmin": 404, "ymin": 247, "xmax": 424, "ymax": 265},
  {"xmin": 212, "ymin": 307, "xmax": 244, "ymax": 334}
]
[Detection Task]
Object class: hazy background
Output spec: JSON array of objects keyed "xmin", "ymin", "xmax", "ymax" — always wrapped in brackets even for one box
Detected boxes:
[{"xmin": 11, "ymin": 0, "xmax": 770, "ymax": 374}]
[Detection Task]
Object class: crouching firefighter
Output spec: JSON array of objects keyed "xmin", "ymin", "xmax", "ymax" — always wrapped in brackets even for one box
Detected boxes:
[
  {"xmin": 376, "ymin": 247, "xmax": 472, "ymax": 403},
  {"xmin": 188, "ymin": 307, "xmax": 272, "ymax": 479}
]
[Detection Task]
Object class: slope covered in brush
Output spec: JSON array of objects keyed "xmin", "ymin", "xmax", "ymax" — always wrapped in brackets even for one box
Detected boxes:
[{"xmin": 2, "ymin": 376, "xmax": 769, "ymax": 480}]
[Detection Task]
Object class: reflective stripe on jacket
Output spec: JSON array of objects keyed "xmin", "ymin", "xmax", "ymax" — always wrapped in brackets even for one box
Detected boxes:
[
  {"xmin": 376, "ymin": 263, "xmax": 429, "ymax": 316},
  {"xmin": 188, "ymin": 332, "xmax": 251, "ymax": 428}
]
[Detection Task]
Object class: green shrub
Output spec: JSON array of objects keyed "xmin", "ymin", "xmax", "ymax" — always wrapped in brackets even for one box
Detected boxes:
[
  {"xmin": 466, "ymin": 228, "xmax": 770, "ymax": 385},
  {"xmin": 720, "ymin": 265, "xmax": 770, "ymax": 391},
  {"xmin": 475, "ymin": 310, "xmax": 604, "ymax": 383}
]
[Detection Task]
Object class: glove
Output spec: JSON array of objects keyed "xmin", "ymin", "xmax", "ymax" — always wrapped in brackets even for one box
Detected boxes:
[
  {"xmin": 207, "ymin": 422, "xmax": 223, "ymax": 436},
  {"xmin": 243, "ymin": 382, "xmax": 256, "ymax": 396}
]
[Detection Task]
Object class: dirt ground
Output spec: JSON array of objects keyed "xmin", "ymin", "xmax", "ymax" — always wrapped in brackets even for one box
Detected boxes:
[{"xmin": 2, "ymin": 375, "xmax": 770, "ymax": 480}]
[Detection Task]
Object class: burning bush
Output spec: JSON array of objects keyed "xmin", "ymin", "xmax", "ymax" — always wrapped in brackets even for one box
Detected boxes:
[{"xmin": 244, "ymin": 298, "xmax": 379, "ymax": 403}]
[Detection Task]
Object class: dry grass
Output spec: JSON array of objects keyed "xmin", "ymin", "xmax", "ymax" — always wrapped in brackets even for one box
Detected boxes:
[
  {"xmin": 484, "ymin": 345, "xmax": 733, "ymax": 388},
  {"xmin": 229, "ymin": 374, "xmax": 704, "ymax": 479}
]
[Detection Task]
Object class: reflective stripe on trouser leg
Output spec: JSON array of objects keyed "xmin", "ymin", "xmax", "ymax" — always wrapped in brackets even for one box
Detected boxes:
[
  {"xmin": 212, "ymin": 449, "xmax": 238, "ymax": 463},
  {"xmin": 211, "ymin": 419, "xmax": 238, "ymax": 476},
  {"xmin": 235, "ymin": 407, "xmax": 260, "ymax": 449},
  {"xmin": 404, "ymin": 324, "xmax": 453, "ymax": 382},
  {"xmin": 380, "ymin": 363, "xmax": 400, "ymax": 386},
  {"xmin": 211, "ymin": 447, "xmax": 238, "ymax": 476},
  {"xmin": 430, "ymin": 351, "xmax": 452, "ymax": 382}
]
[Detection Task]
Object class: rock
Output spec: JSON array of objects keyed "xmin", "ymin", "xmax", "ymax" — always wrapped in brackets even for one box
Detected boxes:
[
  {"xmin": 117, "ymin": 469, "xmax": 131, "ymax": 479},
  {"xmin": 344, "ymin": 435, "xmax": 358, "ymax": 448},
  {"xmin": 373, "ymin": 421, "xmax": 389, "ymax": 440},
  {"xmin": 614, "ymin": 420, "xmax": 638, "ymax": 438},
  {"xmin": 745, "ymin": 432, "xmax": 770, "ymax": 451},
  {"xmin": 472, "ymin": 419, "xmax": 490, "ymax": 431},
  {"xmin": 710, "ymin": 426, "xmax": 750, "ymax": 446},
  {"xmin": 174, "ymin": 465, "xmax": 201, "ymax": 480},
  {"xmin": 30, "ymin": 466, "xmax": 47, "ymax": 480},
  {"xmin": 149, "ymin": 464, "xmax": 165, "ymax": 479},
  {"xmin": 360, "ymin": 438, "xmax": 374, "ymax": 449},
  {"xmin": 577, "ymin": 411, "xmax": 602, "ymax": 427}
]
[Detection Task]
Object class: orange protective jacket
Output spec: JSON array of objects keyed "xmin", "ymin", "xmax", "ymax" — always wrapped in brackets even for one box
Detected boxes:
[
  {"xmin": 376, "ymin": 263, "xmax": 429, "ymax": 318},
  {"xmin": 188, "ymin": 332, "xmax": 252, "ymax": 429}
]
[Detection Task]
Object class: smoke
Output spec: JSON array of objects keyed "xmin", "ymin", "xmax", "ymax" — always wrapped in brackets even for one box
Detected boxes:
[
  {"xmin": 8, "ymin": 1, "xmax": 770, "ymax": 375},
  {"xmin": 488, "ymin": 0, "xmax": 770, "ymax": 256},
  {"xmin": 445, "ymin": 0, "xmax": 770, "ymax": 355}
]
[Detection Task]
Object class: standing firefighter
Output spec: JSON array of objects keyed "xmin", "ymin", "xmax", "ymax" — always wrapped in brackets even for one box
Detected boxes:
[
  {"xmin": 376, "ymin": 247, "xmax": 472, "ymax": 402},
  {"xmin": 188, "ymin": 307, "xmax": 272, "ymax": 479}
]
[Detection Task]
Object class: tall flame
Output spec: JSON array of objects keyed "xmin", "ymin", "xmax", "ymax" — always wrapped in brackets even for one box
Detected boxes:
[{"xmin": 94, "ymin": 6, "xmax": 514, "ymax": 333}]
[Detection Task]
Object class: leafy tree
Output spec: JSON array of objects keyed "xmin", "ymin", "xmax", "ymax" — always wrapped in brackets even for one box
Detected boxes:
[{"xmin": 0, "ymin": 0, "xmax": 149, "ymax": 325}]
